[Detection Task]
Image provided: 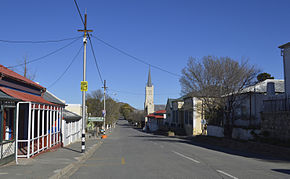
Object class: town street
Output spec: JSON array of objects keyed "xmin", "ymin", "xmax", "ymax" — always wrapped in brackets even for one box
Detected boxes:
[{"xmin": 68, "ymin": 120, "xmax": 290, "ymax": 179}]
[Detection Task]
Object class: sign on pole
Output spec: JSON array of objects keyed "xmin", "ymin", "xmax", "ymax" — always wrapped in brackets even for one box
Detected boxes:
[
  {"xmin": 81, "ymin": 81, "xmax": 88, "ymax": 91},
  {"xmin": 88, "ymin": 117, "xmax": 104, "ymax": 122},
  {"xmin": 102, "ymin": 110, "xmax": 106, "ymax": 117}
]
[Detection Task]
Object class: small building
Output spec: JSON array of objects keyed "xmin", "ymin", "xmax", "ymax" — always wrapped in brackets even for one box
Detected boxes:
[
  {"xmin": 146, "ymin": 110, "xmax": 166, "ymax": 132},
  {"xmin": 232, "ymin": 79, "xmax": 284, "ymax": 128},
  {"xmin": 0, "ymin": 65, "xmax": 63, "ymax": 160}
]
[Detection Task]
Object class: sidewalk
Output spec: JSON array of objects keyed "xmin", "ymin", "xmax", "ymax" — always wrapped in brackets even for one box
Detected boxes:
[{"xmin": 0, "ymin": 138, "xmax": 102, "ymax": 179}]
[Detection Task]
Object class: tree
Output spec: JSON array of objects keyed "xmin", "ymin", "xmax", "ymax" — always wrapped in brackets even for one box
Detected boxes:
[
  {"xmin": 257, "ymin": 72, "xmax": 274, "ymax": 82},
  {"xmin": 180, "ymin": 56, "xmax": 259, "ymax": 137},
  {"xmin": 86, "ymin": 89, "xmax": 103, "ymax": 117},
  {"xmin": 119, "ymin": 103, "xmax": 134, "ymax": 120},
  {"xmin": 86, "ymin": 89, "xmax": 120, "ymax": 126},
  {"xmin": 128, "ymin": 110, "xmax": 144, "ymax": 125}
]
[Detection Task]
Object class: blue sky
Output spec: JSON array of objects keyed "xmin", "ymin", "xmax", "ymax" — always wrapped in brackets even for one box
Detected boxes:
[{"xmin": 1, "ymin": 0, "xmax": 290, "ymax": 109}]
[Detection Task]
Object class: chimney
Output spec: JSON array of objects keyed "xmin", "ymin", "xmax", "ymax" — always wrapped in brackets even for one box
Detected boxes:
[{"xmin": 267, "ymin": 82, "xmax": 275, "ymax": 96}]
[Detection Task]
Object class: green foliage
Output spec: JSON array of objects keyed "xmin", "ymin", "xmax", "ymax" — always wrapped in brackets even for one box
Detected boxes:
[
  {"xmin": 86, "ymin": 89, "xmax": 120, "ymax": 125},
  {"xmin": 119, "ymin": 103, "xmax": 134, "ymax": 120},
  {"xmin": 257, "ymin": 72, "xmax": 274, "ymax": 82}
]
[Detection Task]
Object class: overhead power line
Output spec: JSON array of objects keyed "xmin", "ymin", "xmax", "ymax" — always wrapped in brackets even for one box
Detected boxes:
[
  {"xmin": 0, "ymin": 36, "xmax": 82, "ymax": 44},
  {"xmin": 73, "ymin": 0, "xmax": 85, "ymax": 25},
  {"xmin": 7, "ymin": 37, "xmax": 81, "ymax": 68},
  {"xmin": 90, "ymin": 35, "xmax": 181, "ymax": 77},
  {"xmin": 109, "ymin": 88, "xmax": 178, "ymax": 96},
  {"xmin": 73, "ymin": 0, "xmax": 104, "ymax": 86},
  {"xmin": 88, "ymin": 35, "xmax": 104, "ymax": 85},
  {"xmin": 47, "ymin": 45, "xmax": 83, "ymax": 89}
]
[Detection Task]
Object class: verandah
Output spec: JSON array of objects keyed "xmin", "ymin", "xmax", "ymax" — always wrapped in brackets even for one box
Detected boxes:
[{"xmin": 16, "ymin": 102, "xmax": 63, "ymax": 158}]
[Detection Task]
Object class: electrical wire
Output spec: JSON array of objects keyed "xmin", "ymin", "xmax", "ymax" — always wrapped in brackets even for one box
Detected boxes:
[
  {"xmin": 47, "ymin": 45, "xmax": 83, "ymax": 89},
  {"xmin": 91, "ymin": 35, "xmax": 181, "ymax": 77},
  {"xmin": 73, "ymin": 0, "xmax": 85, "ymax": 25},
  {"xmin": 73, "ymin": 0, "xmax": 104, "ymax": 85},
  {"xmin": 0, "ymin": 36, "xmax": 82, "ymax": 44},
  {"xmin": 7, "ymin": 37, "xmax": 81, "ymax": 68},
  {"xmin": 109, "ymin": 88, "xmax": 178, "ymax": 96},
  {"xmin": 88, "ymin": 35, "xmax": 104, "ymax": 85}
]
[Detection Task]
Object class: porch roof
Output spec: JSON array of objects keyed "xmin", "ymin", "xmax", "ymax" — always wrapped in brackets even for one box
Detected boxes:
[
  {"xmin": 0, "ymin": 87, "xmax": 53, "ymax": 105},
  {"xmin": 63, "ymin": 109, "xmax": 81, "ymax": 121},
  {"xmin": 0, "ymin": 90, "xmax": 18, "ymax": 101}
]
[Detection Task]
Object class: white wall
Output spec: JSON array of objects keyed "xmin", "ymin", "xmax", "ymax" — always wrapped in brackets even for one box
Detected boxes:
[
  {"xmin": 207, "ymin": 125, "xmax": 224, "ymax": 138},
  {"xmin": 62, "ymin": 120, "xmax": 82, "ymax": 147},
  {"xmin": 232, "ymin": 128, "xmax": 260, "ymax": 140}
]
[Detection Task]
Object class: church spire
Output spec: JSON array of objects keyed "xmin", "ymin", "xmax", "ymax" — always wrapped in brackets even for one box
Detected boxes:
[{"xmin": 147, "ymin": 66, "xmax": 152, "ymax": 87}]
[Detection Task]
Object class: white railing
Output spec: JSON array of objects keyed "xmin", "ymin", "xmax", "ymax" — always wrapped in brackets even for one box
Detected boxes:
[{"xmin": 16, "ymin": 103, "xmax": 62, "ymax": 158}]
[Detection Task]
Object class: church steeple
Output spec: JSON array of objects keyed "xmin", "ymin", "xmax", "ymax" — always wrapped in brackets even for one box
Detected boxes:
[
  {"xmin": 144, "ymin": 66, "xmax": 154, "ymax": 115},
  {"xmin": 147, "ymin": 67, "xmax": 152, "ymax": 87}
]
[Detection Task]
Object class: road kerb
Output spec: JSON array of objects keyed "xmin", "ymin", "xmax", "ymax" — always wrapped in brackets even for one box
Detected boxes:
[{"xmin": 49, "ymin": 141, "xmax": 103, "ymax": 179}]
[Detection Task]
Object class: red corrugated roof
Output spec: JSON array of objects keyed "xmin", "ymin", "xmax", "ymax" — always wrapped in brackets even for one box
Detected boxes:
[
  {"xmin": 154, "ymin": 110, "xmax": 166, "ymax": 114},
  {"xmin": 0, "ymin": 64, "xmax": 44, "ymax": 89},
  {"xmin": 0, "ymin": 87, "xmax": 53, "ymax": 105}
]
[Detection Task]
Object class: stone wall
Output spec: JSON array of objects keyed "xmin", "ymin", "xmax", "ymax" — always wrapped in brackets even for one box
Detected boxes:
[{"xmin": 261, "ymin": 111, "xmax": 290, "ymax": 141}]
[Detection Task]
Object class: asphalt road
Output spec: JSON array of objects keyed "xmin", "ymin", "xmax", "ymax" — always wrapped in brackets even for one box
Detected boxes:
[{"xmin": 69, "ymin": 120, "xmax": 290, "ymax": 179}]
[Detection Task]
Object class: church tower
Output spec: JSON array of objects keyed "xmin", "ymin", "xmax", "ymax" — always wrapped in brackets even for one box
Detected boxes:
[{"xmin": 144, "ymin": 67, "xmax": 154, "ymax": 115}]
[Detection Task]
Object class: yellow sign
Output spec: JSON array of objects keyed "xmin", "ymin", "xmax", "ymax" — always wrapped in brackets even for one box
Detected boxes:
[{"xmin": 81, "ymin": 81, "xmax": 88, "ymax": 91}]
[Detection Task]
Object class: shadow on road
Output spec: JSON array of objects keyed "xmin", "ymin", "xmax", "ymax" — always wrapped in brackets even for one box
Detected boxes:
[
  {"xmin": 62, "ymin": 147, "xmax": 82, "ymax": 153},
  {"xmin": 130, "ymin": 131, "xmax": 290, "ymax": 163},
  {"xmin": 271, "ymin": 169, "xmax": 290, "ymax": 175}
]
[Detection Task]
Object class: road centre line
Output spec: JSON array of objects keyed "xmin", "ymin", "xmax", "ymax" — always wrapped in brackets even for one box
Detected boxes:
[
  {"xmin": 172, "ymin": 151, "xmax": 200, "ymax": 163},
  {"xmin": 216, "ymin": 170, "xmax": 239, "ymax": 179},
  {"xmin": 121, "ymin": 157, "xmax": 125, "ymax": 165}
]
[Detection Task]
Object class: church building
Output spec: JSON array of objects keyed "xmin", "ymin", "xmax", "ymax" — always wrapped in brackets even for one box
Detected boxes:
[{"xmin": 144, "ymin": 68, "xmax": 154, "ymax": 122}]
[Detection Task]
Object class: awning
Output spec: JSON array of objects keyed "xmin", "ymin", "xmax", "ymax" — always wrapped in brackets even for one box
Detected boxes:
[
  {"xmin": 0, "ymin": 87, "xmax": 53, "ymax": 105},
  {"xmin": 63, "ymin": 109, "xmax": 81, "ymax": 121}
]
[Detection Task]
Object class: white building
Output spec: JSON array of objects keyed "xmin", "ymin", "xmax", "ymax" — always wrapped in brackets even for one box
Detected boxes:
[{"xmin": 62, "ymin": 109, "xmax": 82, "ymax": 146}]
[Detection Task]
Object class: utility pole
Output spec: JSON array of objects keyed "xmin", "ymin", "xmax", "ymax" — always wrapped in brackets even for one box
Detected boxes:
[
  {"xmin": 102, "ymin": 80, "xmax": 107, "ymax": 132},
  {"xmin": 78, "ymin": 13, "xmax": 92, "ymax": 153}
]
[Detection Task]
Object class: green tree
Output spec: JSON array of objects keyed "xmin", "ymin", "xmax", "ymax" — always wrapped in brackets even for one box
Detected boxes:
[
  {"xmin": 119, "ymin": 103, "xmax": 134, "ymax": 121},
  {"xmin": 257, "ymin": 72, "xmax": 274, "ymax": 82},
  {"xmin": 86, "ymin": 89, "xmax": 120, "ymax": 125}
]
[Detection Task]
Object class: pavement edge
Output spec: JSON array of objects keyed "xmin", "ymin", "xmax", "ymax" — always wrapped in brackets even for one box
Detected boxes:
[{"xmin": 49, "ymin": 140, "xmax": 103, "ymax": 179}]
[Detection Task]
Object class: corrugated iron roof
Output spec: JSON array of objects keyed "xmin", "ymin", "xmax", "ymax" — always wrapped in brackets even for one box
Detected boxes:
[
  {"xmin": 279, "ymin": 42, "xmax": 290, "ymax": 49},
  {"xmin": 43, "ymin": 91, "xmax": 65, "ymax": 106},
  {"xmin": 0, "ymin": 64, "xmax": 44, "ymax": 90},
  {"xmin": 63, "ymin": 109, "xmax": 81, "ymax": 121},
  {"xmin": 0, "ymin": 90, "xmax": 18, "ymax": 101},
  {"xmin": 240, "ymin": 79, "xmax": 284, "ymax": 93},
  {"xmin": 0, "ymin": 87, "xmax": 53, "ymax": 105}
]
